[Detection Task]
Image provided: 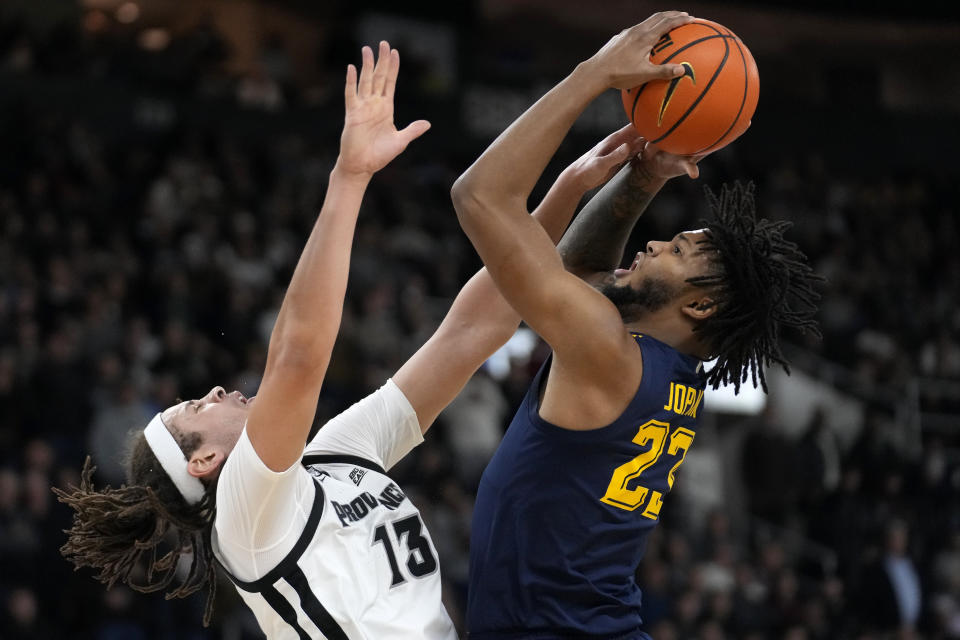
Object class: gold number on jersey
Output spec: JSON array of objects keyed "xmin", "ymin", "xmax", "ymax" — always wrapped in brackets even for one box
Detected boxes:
[{"xmin": 599, "ymin": 420, "xmax": 695, "ymax": 519}]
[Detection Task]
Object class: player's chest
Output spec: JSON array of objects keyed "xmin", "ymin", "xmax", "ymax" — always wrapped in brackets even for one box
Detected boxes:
[
  {"xmin": 306, "ymin": 464, "xmax": 416, "ymax": 530},
  {"xmin": 305, "ymin": 465, "xmax": 440, "ymax": 593}
]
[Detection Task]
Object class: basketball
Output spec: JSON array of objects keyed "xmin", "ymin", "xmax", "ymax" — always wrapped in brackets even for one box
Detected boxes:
[{"xmin": 621, "ymin": 18, "xmax": 759, "ymax": 155}]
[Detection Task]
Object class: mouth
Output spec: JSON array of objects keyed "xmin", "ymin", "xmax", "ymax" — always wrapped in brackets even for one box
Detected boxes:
[
  {"xmin": 229, "ymin": 390, "xmax": 251, "ymax": 405},
  {"xmin": 615, "ymin": 253, "xmax": 644, "ymax": 278}
]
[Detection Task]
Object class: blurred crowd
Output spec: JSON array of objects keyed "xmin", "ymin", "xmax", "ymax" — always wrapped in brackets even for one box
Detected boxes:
[
  {"xmin": 636, "ymin": 405, "xmax": 960, "ymax": 640},
  {"xmin": 1, "ymin": 5, "xmax": 959, "ymax": 640}
]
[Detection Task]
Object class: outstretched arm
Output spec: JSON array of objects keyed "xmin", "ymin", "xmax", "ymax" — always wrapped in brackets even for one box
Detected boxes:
[
  {"xmin": 248, "ymin": 42, "xmax": 430, "ymax": 471},
  {"xmin": 394, "ymin": 127, "xmax": 646, "ymax": 432},
  {"xmin": 451, "ymin": 12, "xmax": 693, "ymax": 371}
]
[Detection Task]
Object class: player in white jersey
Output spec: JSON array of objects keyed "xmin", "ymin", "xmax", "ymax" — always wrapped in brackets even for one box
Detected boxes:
[
  {"xmin": 213, "ymin": 380, "xmax": 452, "ymax": 639},
  {"xmin": 53, "ymin": 39, "xmax": 666, "ymax": 638}
]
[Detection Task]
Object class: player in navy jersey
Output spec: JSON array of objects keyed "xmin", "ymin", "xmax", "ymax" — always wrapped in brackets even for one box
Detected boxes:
[
  {"xmin": 452, "ymin": 12, "xmax": 823, "ymax": 638},
  {"xmin": 52, "ymin": 41, "xmax": 689, "ymax": 637}
]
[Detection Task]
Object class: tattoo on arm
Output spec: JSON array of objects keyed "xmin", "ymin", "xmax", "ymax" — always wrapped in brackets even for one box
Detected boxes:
[{"xmin": 558, "ymin": 160, "xmax": 664, "ymax": 276}]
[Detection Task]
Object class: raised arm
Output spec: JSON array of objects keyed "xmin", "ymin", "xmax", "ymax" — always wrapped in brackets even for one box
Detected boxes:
[
  {"xmin": 394, "ymin": 127, "xmax": 646, "ymax": 431},
  {"xmin": 450, "ymin": 13, "xmax": 693, "ymax": 369},
  {"xmin": 560, "ymin": 144, "xmax": 705, "ymax": 283},
  {"xmin": 248, "ymin": 42, "xmax": 430, "ymax": 471}
]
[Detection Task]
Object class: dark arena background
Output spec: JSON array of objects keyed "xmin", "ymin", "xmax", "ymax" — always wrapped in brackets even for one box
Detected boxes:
[{"xmin": 1, "ymin": 0, "xmax": 959, "ymax": 638}]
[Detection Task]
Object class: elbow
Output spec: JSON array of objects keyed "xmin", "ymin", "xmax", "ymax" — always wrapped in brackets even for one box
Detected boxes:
[
  {"xmin": 451, "ymin": 174, "xmax": 483, "ymax": 225},
  {"xmin": 435, "ymin": 315, "xmax": 520, "ymax": 366},
  {"xmin": 265, "ymin": 330, "xmax": 332, "ymax": 380},
  {"xmin": 451, "ymin": 308, "xmax": 519, "ymax": 345},
  {"xmin": 557, "ymin": 247, "xmax": 588, "ymax": 277},
  {"xmin": 452, "ymin": 173, "xmax": 521, "ymax": 231}
]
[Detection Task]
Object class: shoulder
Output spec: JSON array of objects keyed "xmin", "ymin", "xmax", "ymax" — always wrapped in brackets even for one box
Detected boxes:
[
  {"xmin": 554, "ymin": 323, "xmax": 642, "ymax": 385},
  {"xmin": 215, "ymin": 429, "xmax": 316, "ymax": 541}
]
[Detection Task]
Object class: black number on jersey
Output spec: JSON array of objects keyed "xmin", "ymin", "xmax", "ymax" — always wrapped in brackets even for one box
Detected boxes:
[{"xmin": 372, "ymin": 514, "xmax": 438, "ymax": 587}]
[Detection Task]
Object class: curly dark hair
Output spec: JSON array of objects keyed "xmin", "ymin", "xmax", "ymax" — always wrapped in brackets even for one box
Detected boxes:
[
  {"xmin": 687, "ymin": 181, "xmax": 824, "ymax": 393},
  {"xmin": 52, "ymin": 429, "xmax": 220, "ymax": 626}
]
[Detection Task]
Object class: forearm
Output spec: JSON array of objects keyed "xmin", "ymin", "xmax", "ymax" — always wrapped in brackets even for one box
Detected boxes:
[
  {"xmin": 558, "ymin": 158, "xmax": 666, "ymax": 276},
  {"xmin": 451, "ymin": 66, "xmax": 608, "ymax": 305},
  {"xmin": 394, "ymin": 172, "xmax": 594, "ymax": 431},
  {"xmin": 453, "ymin": 13, "xmax": 692, "ymax": 281},
  {"xmin": 453, "ymin": 63, "xmax": 605, "ymax": 215},
  {"xmin": 444, "ymin": 170, "xmax": 594, "ymax": 333},
  {"xmin": 267, "ymin": 164, "xmax": 369, "ymax": 360},
  {"xmin": 534, "ymin": 173, "xmax": 590, "ymax": 243}
]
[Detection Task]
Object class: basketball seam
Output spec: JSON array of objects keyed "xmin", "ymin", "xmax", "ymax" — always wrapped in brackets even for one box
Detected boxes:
[
  {"xmin": 700, "ymin": 32, "xmax": 750, "ymax": 153},
  {"xmin": 633, "ymin": 32, "xmax": 738, "ymax": 104},
  {"xmin": 650, "ymin": 27, "xmax": 731, "ymax": 145}
]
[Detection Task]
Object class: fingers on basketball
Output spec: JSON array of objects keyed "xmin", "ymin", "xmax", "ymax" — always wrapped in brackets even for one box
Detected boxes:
[{"xmin": 621, "ymin": 19, "xmax": 759, "ymax": 155}]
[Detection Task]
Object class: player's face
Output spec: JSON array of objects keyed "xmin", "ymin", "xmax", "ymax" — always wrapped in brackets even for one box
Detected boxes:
[
  {"xmin": 161, "ymin": 385, "xmax": 253, "ymax": 452},
  {"xmin": 613, "ymin": 229, "xmax": 714, "ymax": 298}
]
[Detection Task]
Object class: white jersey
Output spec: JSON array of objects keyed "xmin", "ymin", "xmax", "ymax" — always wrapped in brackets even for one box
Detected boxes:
[{"xmin": 211, "ymin": 379, "xmax": 457, "ymax": 639}]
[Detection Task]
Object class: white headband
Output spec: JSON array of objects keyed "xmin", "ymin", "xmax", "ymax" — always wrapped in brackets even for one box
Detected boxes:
[{"xmin": 143, "ymin": 413, "xmax": 206, "ymax": 505}]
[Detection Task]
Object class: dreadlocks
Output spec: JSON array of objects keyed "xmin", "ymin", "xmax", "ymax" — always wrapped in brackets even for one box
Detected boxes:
[
  {"xmin": 52, "ymin": 431, "xmax": 220, "ymax": 626},
  {"xmin": 687, "ymin": 181, "xmax": 823, "ymax": 393}
]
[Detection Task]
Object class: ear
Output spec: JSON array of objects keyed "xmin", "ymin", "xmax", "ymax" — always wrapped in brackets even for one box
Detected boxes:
[
  {"xmin": 681, "ymin": 296, "xmax": 717, "ymax": 322},
  {"xmin": 188, "ymin": 446, "xmax": 225, "ymax": 479}
]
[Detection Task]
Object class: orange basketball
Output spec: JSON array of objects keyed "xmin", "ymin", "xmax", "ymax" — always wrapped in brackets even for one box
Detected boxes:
[{"xmin": 621, "ymin": 18, "xmax": 759, "ymax": 155}]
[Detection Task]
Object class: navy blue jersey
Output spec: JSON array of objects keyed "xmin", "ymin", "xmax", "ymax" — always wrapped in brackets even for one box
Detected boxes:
[{"xmin": 467, "ymin": 333, "xmax": 705, "ymax": 639}]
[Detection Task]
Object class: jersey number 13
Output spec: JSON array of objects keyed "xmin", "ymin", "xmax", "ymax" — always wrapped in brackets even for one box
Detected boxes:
[{"xmin": 372, "ymin": 514, "xmax": 438, "ymax": 587}]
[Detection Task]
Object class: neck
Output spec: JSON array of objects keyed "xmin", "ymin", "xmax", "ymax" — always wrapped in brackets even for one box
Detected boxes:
[{"xmin": 626, "ymin": 314, "xmax": 709, "ymax": 360}]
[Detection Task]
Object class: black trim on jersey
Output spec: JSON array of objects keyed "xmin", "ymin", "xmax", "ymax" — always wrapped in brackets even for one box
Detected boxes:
[
  {"xmin": 222, "ymin": 480, "xmax": 325, "ymax": 593},
  {"xmin": 301, "ymin": 454, "xmax": 386, "ymax": 476},
  {"xmin": 261, "ymin": 585, "xmax": 312, "ymax": 640},
  {"xmin": 287, "ymin": 566, "xmax": 349, "ymax": 640}
]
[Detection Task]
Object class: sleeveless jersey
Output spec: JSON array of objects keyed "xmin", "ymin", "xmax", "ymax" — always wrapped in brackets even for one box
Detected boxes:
[
  {"xmin": 467, "ymin": 333, "xmax": 705, "ymax": 639},
  {"xmin": 212, "ymin": 381, "xmax": 457, "ymax": 639}
]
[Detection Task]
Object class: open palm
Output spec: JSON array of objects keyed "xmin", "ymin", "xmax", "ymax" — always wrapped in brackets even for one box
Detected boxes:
[{"xmin": 339, "ymin": 41, "xmax": 431, "ymax": 177}]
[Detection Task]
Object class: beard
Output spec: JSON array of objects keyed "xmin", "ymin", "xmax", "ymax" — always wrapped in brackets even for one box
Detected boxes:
[{"xmin": 599, "ymin": 276, "xmax": 678, "ymax": 322}]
